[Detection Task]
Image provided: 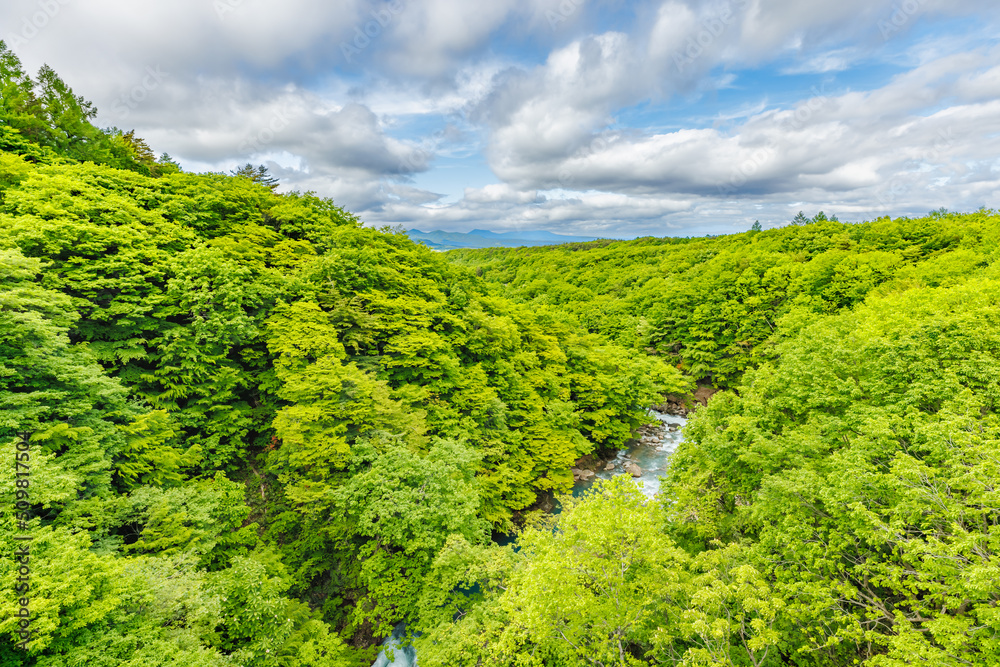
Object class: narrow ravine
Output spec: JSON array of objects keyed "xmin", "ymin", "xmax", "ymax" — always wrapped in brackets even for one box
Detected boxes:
[
  {"xmin": 370, "ymin": 410, "xmax": 687, "ymax": 666},
  {"xmin": 572, "ymin": 411, "xmax": 687, "ymax": 499},
  {"xmin": 371, "ymin": 624, "xmax": 417, "ymax": 667}
]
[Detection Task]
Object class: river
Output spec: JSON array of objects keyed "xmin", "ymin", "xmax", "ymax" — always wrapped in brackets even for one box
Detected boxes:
[
  {"xmin": 572, "ymin": 410, "xmax": 687, "ymax": 499},
  {"xmin": 369, "ymin": 410, "xmax": 687, "ymax": 666},
  {"xmin": 371, "ymin": 624, "xmax": 417, "ymax": 667}
]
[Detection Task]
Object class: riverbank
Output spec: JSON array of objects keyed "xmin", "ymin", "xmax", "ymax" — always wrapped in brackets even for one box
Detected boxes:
[
  {"xmin": 571, "ymin": 410, "xmax": 687, "ymax": 499},
  {"xmin": 652, "ymin": 385, "xmax": 718, "ymax": 416}
]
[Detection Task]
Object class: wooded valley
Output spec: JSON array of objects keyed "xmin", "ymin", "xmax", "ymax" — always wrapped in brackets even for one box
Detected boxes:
[{"xmin": 2, "ymin": 44, "xmax": 999, "ymax": 666}]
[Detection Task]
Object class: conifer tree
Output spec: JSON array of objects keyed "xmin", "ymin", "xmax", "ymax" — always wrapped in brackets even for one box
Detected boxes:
[{"xmin": 231, "ymin": 162, "xmax": 280, "ymax": 190}]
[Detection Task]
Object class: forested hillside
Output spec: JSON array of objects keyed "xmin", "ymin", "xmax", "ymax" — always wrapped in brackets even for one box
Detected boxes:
[
  {"xmin": 0, "ymin": 46, "xmax": 682, "ymax": 666},
  {"xmin": 451, "ymin": 210, "xmax": 997, "ymax": 387},
  {"xmin": 3, "ymin": 42, "xmax": 1000, "ymax": 667},
  {"xmin": 437, "ymin": 212, "xmax": 1000, "ymax": 665}
]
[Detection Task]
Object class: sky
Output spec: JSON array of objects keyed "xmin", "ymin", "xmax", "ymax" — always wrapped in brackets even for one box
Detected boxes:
[{"xmin": 3, "ymin": 0, "xmax": 1000, "ymax": 238}]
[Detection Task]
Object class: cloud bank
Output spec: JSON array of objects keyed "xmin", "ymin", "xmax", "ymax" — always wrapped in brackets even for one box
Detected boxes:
[{"xmin": 3, "ymin": 0, "xmax": 999, "ymax": 235}]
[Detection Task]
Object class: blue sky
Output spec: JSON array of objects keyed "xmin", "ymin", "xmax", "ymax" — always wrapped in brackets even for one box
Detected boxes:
[{"xmin": 4, "ymin": 0, "xmax": 1000, "ymax": 237}]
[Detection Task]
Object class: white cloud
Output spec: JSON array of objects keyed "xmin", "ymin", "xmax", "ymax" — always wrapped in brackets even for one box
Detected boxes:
[
  {"xmin": 779, "ymin": 49, "xmax": 858, "ymax": 74},
  {"xmin": 463, "ymin": 183, "xmax": 544, "ymax": 204},
  {"xmin": 363, "ymin": 43, "xmax": 1000, "ymax": 235},
  {"xmin": 2, "ymin": 0, "xmax": 999, "ymax": 236},
  {"xmin": 367, "ymin": 189, "xmax": 695, "ymax": 237},
  {"xmin": 379, "ymin": 0, "xmax": 522, "ymax": 76},
  {"xmin": 482, "ymin": 44, "xmax": 1000, "ymax": 208}
]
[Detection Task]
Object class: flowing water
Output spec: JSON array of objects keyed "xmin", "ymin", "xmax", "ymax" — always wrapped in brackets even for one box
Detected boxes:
[
  {"xmin": 369, "ymin": 410, "xmax": 687, "ymax": 666},
  {"xmin": 573, "ymin": 411, "xmax": 687, "ymax": 499},
  {"xmin": 371, "ymin": 624, "xmax": 417, "ymax": 667}
]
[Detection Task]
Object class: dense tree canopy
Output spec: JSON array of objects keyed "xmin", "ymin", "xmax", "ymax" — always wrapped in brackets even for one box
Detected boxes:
[
  {"xmin": 0, "ymin": 40, "xmax": 176, "ymax": 175},
  {"xmin": 451, "ymin": 209, "xmax": 997, "ymax": 387},
  {"xmin": 3, "ymin": 51, "xmax": 998, "ymax": 667},
  {"xmin": 0, "ymin": 54, "xmax": 683, "ymax": 665},
  {"xmin": 438, "ymin": 210, "xmax": 1000, "ymax": 666}
]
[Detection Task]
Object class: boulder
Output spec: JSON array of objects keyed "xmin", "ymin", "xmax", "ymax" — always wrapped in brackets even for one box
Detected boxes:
[
  {"xmin": 625, "ymin": 463, "xmax": 642, "ymax": 478},
  {"xmin": 579, "ymin": 469, "xmax": 595, "ymax": 480},
  {"xmin": 605, "ymin": 462, "xmax": 615, "ymax": 471},
  {"xmin": 654, "ymin": 385, "xmax": 718, "ymax": 417}
]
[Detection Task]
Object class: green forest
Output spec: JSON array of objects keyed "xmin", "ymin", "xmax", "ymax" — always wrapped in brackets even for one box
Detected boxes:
[{"xmin": 3, "ymin": 43, "xmax": 1000, "ymax": 667}]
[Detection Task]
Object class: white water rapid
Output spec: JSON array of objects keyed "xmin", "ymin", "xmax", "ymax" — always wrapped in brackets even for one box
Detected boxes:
[{"xmin": 369, "ymin": 410, "xmax": 687, "ymax": 666}]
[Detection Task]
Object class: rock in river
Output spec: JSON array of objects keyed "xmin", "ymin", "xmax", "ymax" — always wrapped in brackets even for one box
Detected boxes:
[{"xmin": 625, "ymin": 463, "xmax": 642, "ymax": 478}]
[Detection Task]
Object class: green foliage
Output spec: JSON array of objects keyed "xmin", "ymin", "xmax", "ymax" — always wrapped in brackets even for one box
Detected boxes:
[
  {"xmin": 0, "ymin": 250, "xmax": 131, "ymax": 508},
  {"xmin": 502, "ymin": 477, "xmax": 690, "ymax": 666},
  {"xmin": 452, "ymin": 209, "xmax": 999, "ymax": 386},
  {"xmin": 0, "ymin": 57, "xmax": 685, "ymax": 661},
  {"xmin": 0, "ymin": 41, "xmax": 167, "ymax": 173},
  {"xmin": 418, "ymin": 478, "xmax": 692, "ymax": 666},
  {"xmin": 232, "ymin": 163, "xmax": 280, "ymax": 191},
  {"xmin": 8, "ymin": 45, "xmax": 999, "ymax": 666},
  {"xmin": 116, "ymin": 411, "xmax": 200, "ymax": 489},
  {"xmin": 264, "ymin": 299, "xmax": 408, "ymax": 500},
  {"xmin": 333, "ymin": 439, "xmax": 489, "ymax": 636},
  {"xmin": 432, "ymin": 211, "xmax": 1000, "ymax": 666},
  {"xmin": 209, "ymin": 550, "xmax": 356, "ymax": 666},
  {"xmin": 664, "ymin": 267, "xmax": 1000, "ymax": 665}
]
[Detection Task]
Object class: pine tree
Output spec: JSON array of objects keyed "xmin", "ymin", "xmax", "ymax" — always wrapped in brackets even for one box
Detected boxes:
[{"xmin": 231, "ymin": 163, "xmax": 279, "ymax": 190}]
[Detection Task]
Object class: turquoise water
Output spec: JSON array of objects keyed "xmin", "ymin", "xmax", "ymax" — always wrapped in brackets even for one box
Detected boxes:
[
  {"xmin": 371, "ymin": 624, "xmax": 417, "ymax": 667},
  {"xmin": 573, "ymin": 411, "xmax": 687, "ymax": 499},
  {"xmin": 369, "ymin": 411, "xmax": 687, "ymax": 666}
]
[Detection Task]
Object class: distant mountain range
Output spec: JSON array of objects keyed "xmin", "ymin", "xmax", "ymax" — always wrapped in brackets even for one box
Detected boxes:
[{"xmin": 405, "ymin": 228, "xmax": 599, "ymax": 250}]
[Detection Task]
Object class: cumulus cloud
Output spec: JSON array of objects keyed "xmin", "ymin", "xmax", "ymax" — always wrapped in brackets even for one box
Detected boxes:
[
  {"xmin": 498, "ymin": 52, "xmax": 1000, "ymax": 199},
  {"xmin": 369, "ymin": 189, "xmax": 695, "ymax": 237},
  {"xmin": 366, "ymin": 45, "xmax": 1000, "ymax": 234},
  {"xmin": 463, "ymin": 183, "xmax": 545, "ymax": 204},
  {"xmin": 5, "ymin": 0, "xmax": 368, "ymax": 88},
  {"xmin": 377, "ymin": 0, "xmax": 522, "ymax": 77},
  {"xmin": 114, "ymin": 77, "xmax": 431, "ymax": 211},
  {"xmin": 1, "ymin": 0, "xmax": 998, "ymax": 236}
]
